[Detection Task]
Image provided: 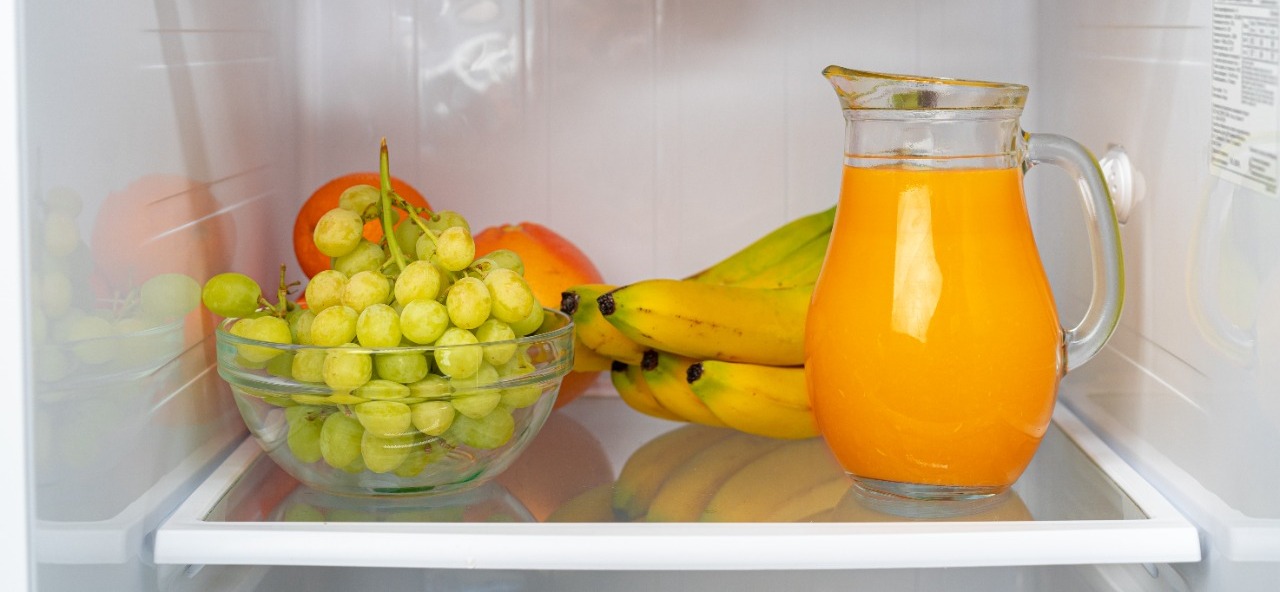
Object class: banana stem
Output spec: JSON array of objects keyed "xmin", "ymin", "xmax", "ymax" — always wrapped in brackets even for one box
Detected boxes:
[{"xmin": 379, "ymin": 139, "xmax": 409, "ymax": 274}]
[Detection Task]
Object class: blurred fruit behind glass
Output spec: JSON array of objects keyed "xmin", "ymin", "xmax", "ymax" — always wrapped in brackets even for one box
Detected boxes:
[
  {"xmin": 473, "ymin": 222, "xmax": 606, "ymax": 408},
  {"xmin": 496, "ymin": 411, "xmax": 615, "ymax": 521}
]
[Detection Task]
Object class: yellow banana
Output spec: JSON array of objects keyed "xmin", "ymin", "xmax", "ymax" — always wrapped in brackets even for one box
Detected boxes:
[
  {"xmin": 612, "ymin": 423, "xmax": 734, "ymax": 520},
  {"xmin": 609, "ymin": 361, "xmax": 682, "ymax": 422},
  {"xmin": 645, "ymin": 431, "xmax": 784, "ymax": 522},
  {"xmin": 639, "ymin": 350, "xmax": 727, "ymax": 428},
  {"xmin": 687, "ymin": 205, "xmax": 836, "ymax": 286},
  {"xmin": 687, "ymin": 360, "xmax": 818, "ymax": 439},
  {"xmin": 699, "ymin": 438, "xmax": 842, "ymax": 522},
  {"xmin": 599, "ymin": 281, "xmax": 811, "ymax": 366},
  {"xmin": 765, "ymin": 476, "xmax": 852, "ymax": 522},
  {"xmin": 561, "ymin": 284, "xmax": 647, "ymax": 364},
  {"xmin": 728, "ymin": 229, "xmax": 831, "ymax": 290},
  {"xmin": 572, "ymin": 333, "xmax": 613, "ymax": 373}
]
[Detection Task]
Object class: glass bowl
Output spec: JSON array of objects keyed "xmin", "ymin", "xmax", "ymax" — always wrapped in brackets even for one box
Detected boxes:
[{"xmin": 215, "ymin": 308, "xmax": 573, "ymax": 497}]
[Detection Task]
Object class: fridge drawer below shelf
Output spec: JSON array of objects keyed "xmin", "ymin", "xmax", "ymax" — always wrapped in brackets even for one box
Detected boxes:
[{"xmin": 153, "ymin": 399, "xmax": 1200, "ymax": 571}]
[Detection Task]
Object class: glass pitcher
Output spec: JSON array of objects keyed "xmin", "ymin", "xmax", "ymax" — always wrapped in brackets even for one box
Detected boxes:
[{"xmin": 805, "ymin": 68, "xmax": 1124, "ymax": 502}]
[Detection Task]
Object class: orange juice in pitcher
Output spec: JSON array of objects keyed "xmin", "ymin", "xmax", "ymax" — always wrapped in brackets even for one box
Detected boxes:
[{"xmin": 805, "ymin": 68, "xmax": 1124, "ymax": 502}]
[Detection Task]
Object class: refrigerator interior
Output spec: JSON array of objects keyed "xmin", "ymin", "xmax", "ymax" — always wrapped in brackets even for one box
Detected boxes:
[{"xmin": 12, "ymin": 0, "xmax": 1279, "ymax": 590}]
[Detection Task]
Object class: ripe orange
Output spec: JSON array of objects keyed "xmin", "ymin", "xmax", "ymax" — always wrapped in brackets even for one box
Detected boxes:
[
  {"xmin": 293, "ymin": 173, "xmax": 429, "ymax": 278},
  {"xmin": 473, "ymin": 222, "xmax": 605, "ymax": 408}
]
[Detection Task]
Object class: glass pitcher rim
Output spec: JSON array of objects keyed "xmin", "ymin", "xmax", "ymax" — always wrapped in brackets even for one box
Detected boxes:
[{"xmin": 823, "ymin": 66, "xmax": 1028, "ymax": 112}]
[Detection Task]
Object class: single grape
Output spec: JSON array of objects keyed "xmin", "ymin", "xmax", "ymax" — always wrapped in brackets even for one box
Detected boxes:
[
  {"xmin": 509, "ymin": 303, "xmax": 545, "ymax": 337},
  {"xmin": 362, "ymin": 431, "xmax": 416, "ymax": 474},
  {"xmin": 474, "ymin": 318, "xmax": 517, "ymax": 366},
  {"xmin": 426, "ymin": 210, "xmax": 471, "ymax": 234},
  {"xmin": 353, "ymin": 378, "xmax": 410, "ymax": 400},
  {"xmin": 313, "ymin": 207, "xmax": 365, "ymax": 258},
  {"xmin": 340, "ymin": 455, "xmax": 366, "ymax": 474},
  {"xmin": 433, "ymin": 327, "xmax": 483, "ymax": 379},
  {"xmin": 322, "ymin": 344, "xmax": 373, "ymax": 391},
  {"xmin": 450, "ymin": 363, "xmax": 501, "ymax": 419},
  {"xmin": 393, "ymin": 260, "xmax": 442, "ymax": 304},
  {"xmin": 304, "ymin": 269, "xmax": 348, "ymax": 313},
  {"xmin": 483, "ymin": 269, "xmax": 535, "ymax": 325},
  {"xmin": 291, "ymin": 349, "xmax": 326, "ymax": 383},
  {"xmin": 203, "ymin": 272, "xmax": 263, "ymax": 318},
  {"xmin": 474, "ymin": 249, "xmax": 524, "ymax": 276},
  {"xmin": 337, "ymin": 184, "xmax": 381, "ymax": 219},
  {"xmin": 229, "ymin": 316, "xmax": 292, "ymax": 363},
  {"xmin": 355, "ymin": 303, "xmax": 401, "ymax": 347},
  {"xmin": 43, "ymin": 211, "xmax": 79, "ymax": 258},
  {"xmin": 319, "ymin": 412, "xmax": 365, "ymax": 469},
  {"xmin": 399, "ymin": 299, "xmax": 450, "ymax": 345},
  {"xmin": 332, "ymin": 239, "xmax": 384, "ymax": 277},
  {"xmin": 65, "ymin": 315, "xmax": 115, "ymax": 365},
  {"xmin": 407, "ymin": 374, "xmax": 451, "ymax": 400},
  {"xmin": 446, "ymin": 406, "xmax": 514, "ymax": 450},
  {"xmin": 435, "ymin": 226, "xmax": 475, "ymax": 272},
  {"xmin": 266, "ymin": 351, "xmax": 295, "ymax": 378},
  {"xmin": 140, "ymin": 273, "xmax": 201, "ymax": 321},
  {"xmin": 41, "ymin": 271, "xmax": 73, "ymax": 319},
  {"xmin": 415, "ymin": 234, "xmax": 436, "ymax": 262},
  {"xmin": 374, "ymin": 351, "xmax": 429, "ymax": 384},
  {"xmin": 286, "ymin": 406, "xmax": 326, "ymax": 463},
  {"xmin": 497, "ymin": 352, "xmax": 542, "ymax": 408},
  {"xmin": 309, "ymin": 305, "xmax": 358, "ymax": 346},
  {"xmin": 445, "ymin": 277, "xmax": 491, "ymax": 330},
  {"xmin": 393, "ymin": 440, "xmax": 447, "ymax": 478},
  {"xmin": 353, "ymin": 400, "xmax": 413, "ymax": 437},
  {"xmin": 287, "ymin": 308, "xmax": 317, "ymax": 345},
  {"xmin": 393, "ymin": 220, "xmax": 425, "ymax": 258},
  {"xmin": 342, "ymin": 270, "xmax": 391, "ymax": 313}
]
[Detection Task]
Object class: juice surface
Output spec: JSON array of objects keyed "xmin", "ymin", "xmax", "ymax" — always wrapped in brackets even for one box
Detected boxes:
[{"xmin": 805, "ymin": 165, "xmax": 1062, "ymax": 490}]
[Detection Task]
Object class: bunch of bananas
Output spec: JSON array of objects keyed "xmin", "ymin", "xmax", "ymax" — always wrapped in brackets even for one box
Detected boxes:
[{"xmin": 561, "ymin": 206, "xmax": 835, "ymax": 439}]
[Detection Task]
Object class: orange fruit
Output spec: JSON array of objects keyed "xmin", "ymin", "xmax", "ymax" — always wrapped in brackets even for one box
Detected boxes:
[
  {"xmin": 473, "ymin": 222, "xmax": 605, "ymax": 408},
  {"xmin": 293, "ymin": 173, "xmax": 429, "ymax": 278}
]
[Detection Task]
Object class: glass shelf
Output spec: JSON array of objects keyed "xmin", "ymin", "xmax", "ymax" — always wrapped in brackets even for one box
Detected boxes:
[{"xmin": 155, "ymin": 398, "xmax": 1199, "ymax": 570}]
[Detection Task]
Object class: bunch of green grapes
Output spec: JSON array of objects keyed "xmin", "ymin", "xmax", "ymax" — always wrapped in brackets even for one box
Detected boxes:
[
  {"xmin": 205, "ymin": 142, "xmax": 549, "ymax": 478},
  {"xmin": 31, "ymin": 186, "xmax": 200, "ymax": 384}
]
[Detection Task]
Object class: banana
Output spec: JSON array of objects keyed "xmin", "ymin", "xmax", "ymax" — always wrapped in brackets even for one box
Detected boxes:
[
  {"xmin": 640, "ymin": 350, "xmax": 727, "ymax": 428},
  {"xmin": 599, "ymin": 280, "xmax": 811, "ymax": 366},
  {"xmin": 572, "ymin": 333, "xmax": 613, "ymax": 373},
  {"xmin": 609, "ymin": 361, "xmax": 682, "ymax": 422},
  {"xmin": 645, "ymin": 431, "xmax": 785, "ymax": 522},
  {"xmin": 687, "ymin": 360, "xmax": 818, "ymax": 439},
  {"xmin": 699, "ymin": 438, "xmax": 843, "ymax": 522},
  {"xmin": 765, "ymin": 476, "xmax": 852, "ymax": 522},
  {"xmin": 728, "ymin": 229, "xmax": 831, "ymax": 290},
  {"xmin": 561, "ymin": 284, "xmax": 647, "ymax": 364},
  {"xmin": 687, "ymin": 205, "xmax": 836, "ymax": 286},
  {"xmin": 612, "ymin": 423, "xmax": 735, "ymax": 520}
]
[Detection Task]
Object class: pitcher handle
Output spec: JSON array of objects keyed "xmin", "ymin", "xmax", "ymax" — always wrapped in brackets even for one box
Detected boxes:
[{"xmin": 1025, "ymin": 133, "xmax": 1125, "ymax": 372}]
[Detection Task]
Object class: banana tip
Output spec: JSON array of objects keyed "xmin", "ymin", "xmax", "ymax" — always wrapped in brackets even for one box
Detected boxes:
[
  {"xmin": 686, "ymin": 362, "xmax": 703, "ymax": 383},
  {"xmin": 560, "ymin": 291, "xmax": 580, "ymax": 315},
  {"xmin": 597, "ymin": 292, "xmax": 616, "ymax": 316}
]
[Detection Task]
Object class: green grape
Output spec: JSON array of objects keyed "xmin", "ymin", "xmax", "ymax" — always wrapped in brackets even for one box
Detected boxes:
[
  {"xmin": 353, "ymin": 378, "xmax": 410, "ymax": 400},
  {"xmin": 65, "ymin": 315, "xmax": 114, "ymax": 365},
  {"xmin": 43, "ymin": 211, "xmax": 79, "ymax": 258},
  {"xmin": 393, "ymin": 260, "xmax": 442, "ymax": 304},
  {"xmin": 338, "ymin": 184, "xmax": 381, "ymax": 219},
  {"xmin": 319, "ymin": 412, "xmax": 365, "ymax": 469},
  {"xmin": 342, "ymin": 270, "xmax": 391, "ymax": 313},
  {"xmin": 44, "ymin": 186, "xmax": 83, "ymax": 217},
  {"xmin": 287, "ymin": 308, "xmax": 317, "ymax": 345},
  {"xmin": 399, "ymin": 299, "xmax": 450, "ymax": 344},
  {"xmin": 332, "ymin": 240, "xmax": 384, "ymax": 277},
  {"xmin": 282, "ymin": 503, "xmax": 326, "ymax": 522},
  {"xmin": 445, "ymin": 277, "xmax": 491, "ymax": 330},
  {"xmin": 373, "ymin": 351, "xmax": 429, "ymax": 384},
  {"xmin": 433, "ymin": 327, "xmax": 483, "ymax": 379},
  {"xmin": 475, "ymin": 318, "xmax": 517, "ymax": 366},
  {"xmin": 393, "ymin": 440, "xmax": 448, "ymax": 477},
  {"xmin": 426, "ymin": 210, "xmax": 471, "ymax": 233},
  {"xmin": 475, "ymin": 249, "xmax": 524, "ymax": 276},
  {"xmin": 309, "ymin": 305, "xmax": 358, "ymax": 346},
  {"xmin": 353, "ymin": 400, "xmax": 413, "ymax": 437},
  {"xmin": 41, "ymin": 271, "xmax": 73, "ymax": 319},
  {"xmin": 304, "ymin": 270, "xmax": 348, "ymax": 313},
  {"xmin": 407, "ymin": 374, "xmax": 452, "ymax": 400},
  {"xmin": 361, "ymin": 431, "xmax": 416, "ymax": 473},
  {"xmin": 435, "ymin": 226, "xmax": 475, "ymax": 272},
  {"xmin": 340, "ymin": 455, "xmax": 367, "ymax": 474},
  {"xmin": 497, "ymin": 350, "xmax": 542, "ymax": 408},
  {"xmin": 483, "ymin": 269, "xmax": 535, "ymax": 324},
  {"xmin": 446, "ymin": 406, "xmax": 514, "ymax": 450},
  {"xmin": 286, "ymin": 406, "xmax": 326, "ymax": 463},
  {"xmin": 355, "ymin": 303, "xmax": 401, "ymax": 347},
  {"xmin": 266, "ymin": 351, "xmax": 295, "ymax": 378},
  {"xmin": 140, "ymin": 273, "xmax": 201, "ymax": 321},
  {"xmin": 450, "ymin": 363, "xmax": 501, "ymax": 418},
  {"xmin": 393, "ymin": 220, "xmax": 425, "ymax": 258},
  {"xmin": 313, "ymin": 207, "xmax": 364, "ymax": 257},
  {"xmin": 229, "ymin": 316, "xmax": 292, "ymax": 363},
  {"xmin": 509, "ymin": 302, "xmax": 545, "ymax": 337},
  {"xmin": 291, "ymin": 349, "xmax": 327, "ymax": 383},
  {"xmin": 202, "ymin": 272, "xmax": 263, "ymax": 318},
  {"xmin": 322, "ymin": 344, "xmax": 373, "ymax": 390},
  {"xmin": 415, "ymin": 234, "xmax": 436, "ymax": 262},
  {"xmin": 410, "ymin": 401, "xmax": 455, "ymax": 436}
]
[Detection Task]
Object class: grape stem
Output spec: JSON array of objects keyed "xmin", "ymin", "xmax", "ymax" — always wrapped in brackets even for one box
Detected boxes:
[{"xmin": 379, "ymin": 139, "xmax": 410, "ymax": 275}]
